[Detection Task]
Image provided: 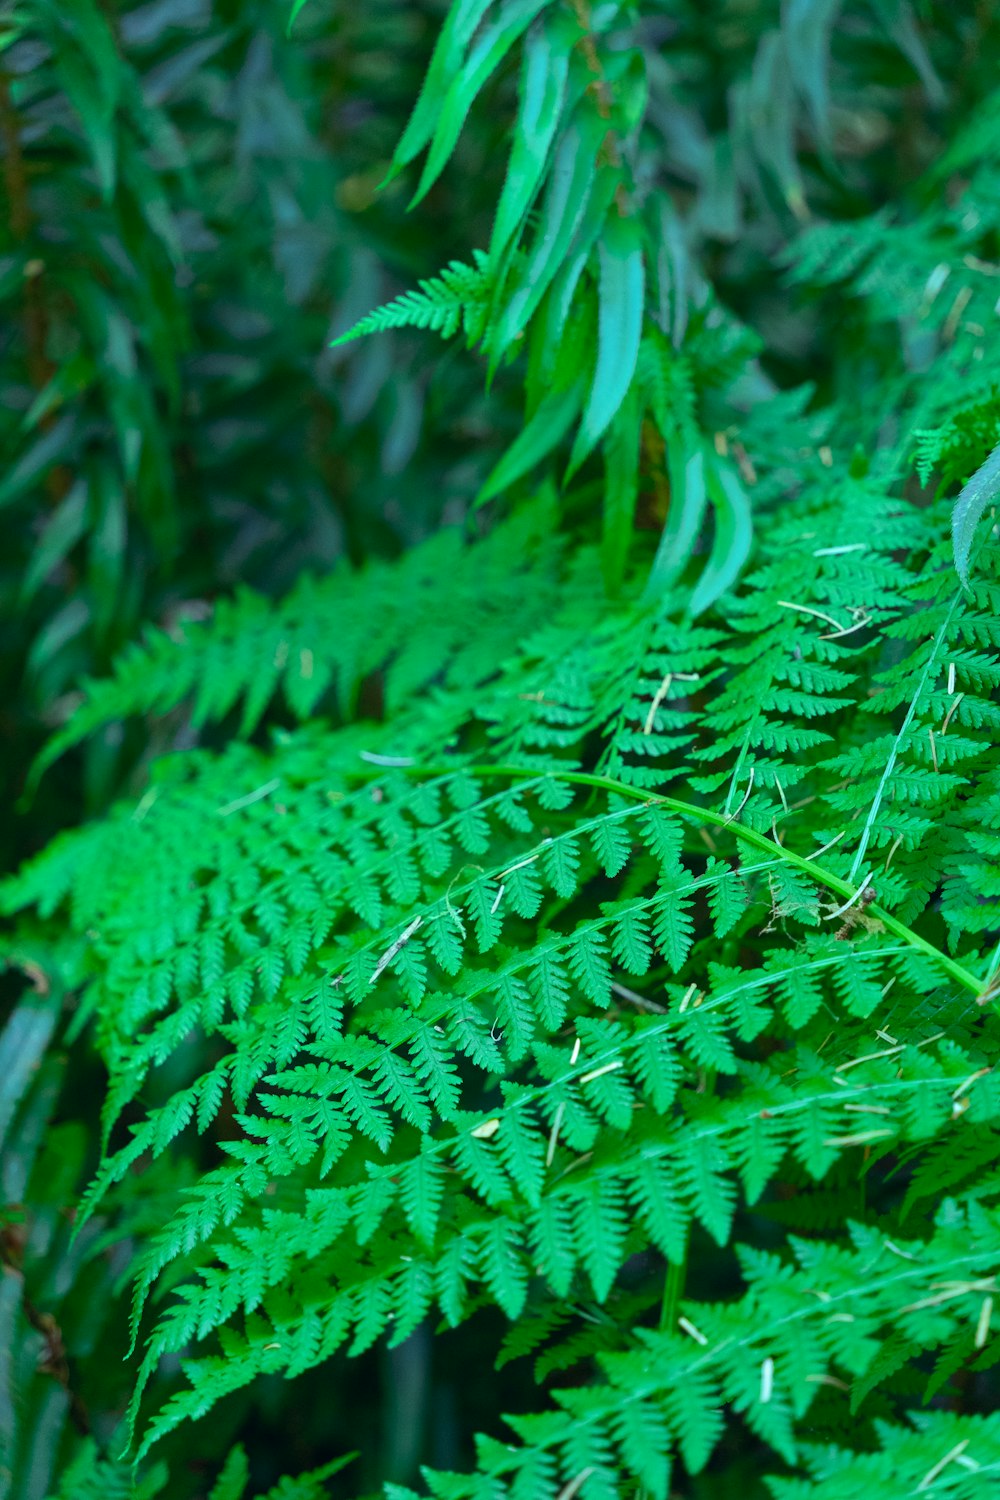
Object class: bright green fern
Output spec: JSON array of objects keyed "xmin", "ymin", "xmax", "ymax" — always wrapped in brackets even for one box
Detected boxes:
[{"xmin": 4, "ymin": 3, "xmax": 1000, "ymax": 1499}]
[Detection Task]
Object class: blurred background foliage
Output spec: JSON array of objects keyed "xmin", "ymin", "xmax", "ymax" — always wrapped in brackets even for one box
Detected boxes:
[
  {"xmin": 0, "ymin": 2, "xmax": 504, "ymax": 1493},
  {"xmin": 2, "ymin": 0, "xmax": 999, "ymax": 1497},
  {"xmin": 0, "ymin": 0, "xmax": 505, "ymax": 859}
]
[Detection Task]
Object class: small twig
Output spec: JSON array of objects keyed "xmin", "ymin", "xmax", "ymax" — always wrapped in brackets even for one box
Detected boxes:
[
  {"xmin": 218, "ymin": 779, "xmax": 281, "ymax": 817},
  {"xmin": 545, "ymin": 1102, "xmax": 566, "ymax": 1168},
  {"xmin": 952, "ymin": 1067, "xmax": 991, "ymax": 1100},
  {"xmin": 942, "ymin": 285, "xmax": 973, "ymax": 341},
  {"xmin": 723, "ymin": 767, "xmax": 755, "ymax": 824},
  {"xmin": 643, "ymin": 671, "xmax": 699, "ymax": 735},
  {"xmin": 836, "ymin": 1043, "xmax": 905, "ymax": 1073},
  {"xmin": 941, "ymin": 693, "xmax": 964, "ymax": 734},
  {"xmin": 805, "ymin": 1373, "xmax": 849, "ymax": 1390},
  {"xmin": 976, "ymin": 1295, "xmax": 993, "ymax": 1349},
  {"xmin": 810, "ymin": 830, "xmax": 845, "ymax": 859},
  {"xmin": 579, "ymin": 1060, "xmax": 623, "ymax": 1084},
  {"xmin": 555, "ymin": 1469, "xmax": 595, "ymax": 1500},
  {"xmin": 677, "ymin": 983, "xmax": 698, "ymax": 1014},
  {"xmin": 643, "ymin": 673, "xmax": 672, "ymax": 736},
  {"xmin": 370, "ymin": 916, "xmax": 423, "ymax": 985},
  {"xmin": 777, "ymin": 599, "xmax": 845, "ymax": 632},
  {"xmin": 819, "ymin": 615, "xmax": 872, "ymax": 641},
  {"xmin": 823, "ymin": 873, "xmax": 873, "ymax": 921},
  {"xmin": 883, "ymin": 1240, "xmax": 919, "ymax": 1261},
  {"xmin": 610, "ymin": 980, "xmax": 666, "ymax": 1013},
  {"xmin": 883, "ymin": 834, "xmax": 903, "ymax": 872}
]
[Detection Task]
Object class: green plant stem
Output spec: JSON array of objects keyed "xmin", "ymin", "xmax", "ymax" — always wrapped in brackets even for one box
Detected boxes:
[
  {"xmin": 660, "ymin": 1255, "xmax": 686, "ymax": 1333},
  {"xmin": 387, "ymin": 760, "xmax": 985, "ymax": 999}
]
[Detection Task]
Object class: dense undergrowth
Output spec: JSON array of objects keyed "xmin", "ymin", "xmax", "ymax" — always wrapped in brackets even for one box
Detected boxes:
[{"xmin": 3, "ymin": 2, "xmax": 1000, "ymax": 1498}]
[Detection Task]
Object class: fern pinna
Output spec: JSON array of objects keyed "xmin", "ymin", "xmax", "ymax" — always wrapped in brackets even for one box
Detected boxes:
[{"xmin": 4, "ymin": 1, "xmax": 1000, "ymax": 1497}]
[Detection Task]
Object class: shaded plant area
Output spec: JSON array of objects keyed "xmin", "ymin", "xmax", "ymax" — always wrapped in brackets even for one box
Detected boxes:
[
  {"xmin": 0, "ymin": 0, "xmax": 501, "ymax": 855},
  {"xmin": 3, "ymin": 3, "xmax": 1000, "ymax": 1500}
]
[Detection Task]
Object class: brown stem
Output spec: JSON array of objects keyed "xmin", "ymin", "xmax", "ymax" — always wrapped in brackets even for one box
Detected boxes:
[
  {"xmin": 641, "ymin": 419, "xmax": 671, "ymax": 527},
  {"xmin": 568, "ymin": 0, "xmax": 615, "ymax": 124},
  {"xmin": 1, "ymin": 1227, "xmax": 91, "ymax": 1437},
  {"xmin": 0, "ymin": 68, "xmax": 52, "ymax": 394}
]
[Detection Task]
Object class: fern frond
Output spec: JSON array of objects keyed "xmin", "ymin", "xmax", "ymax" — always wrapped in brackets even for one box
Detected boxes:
[{"xmin": 331, "ymin": 252, "xmax": 494, "ymax": 348}]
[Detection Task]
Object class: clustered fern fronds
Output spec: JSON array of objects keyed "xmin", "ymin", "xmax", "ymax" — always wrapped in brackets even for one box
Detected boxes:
[{"xmin": 4, "ymin": 1, "xmax": 1000, "ymax": 1498}]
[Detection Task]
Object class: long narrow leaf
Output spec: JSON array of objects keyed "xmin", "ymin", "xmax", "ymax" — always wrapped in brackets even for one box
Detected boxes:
[
  {"xmin": 530, "ymin": 162, "xmax": 620, "ymax": 396},
  {"xmin": 489, "ymin": 18, "xmax": 571, "ymax": 262},
  {"xmin": 489, "ymin": 106, "xmax": 608, "ymax": 362},
  {"xmin": 688, "ymin": 459, "xmax": 753, "ymax": 616},
  {"xmin": 782, "ymin": 0, "xmax": 843, "ymax": 147},
  {"xmin": 567, "ymin": 213, "xmax": 645, "ymax": 475},
  {"xmin": 384, "ymin": 0, "xmax": 495, "ymax": 184},
  {"xmin": 601, "ymin": 386, "xmax": 643, "ymax": 593},
  {"xmin": 643, "ymin": 439, "xmax": 708, "ymax": 602},
  {"xmin": 952, "ymin": 440, "xmax": 1000, "ymax": 587},
  {"xmin": 476, "ymin": 380, "xmax": 584, "ymax": 506},
  {"xmin": 411, "ymin": 0, "xmax": 554, "ymax": 209}
]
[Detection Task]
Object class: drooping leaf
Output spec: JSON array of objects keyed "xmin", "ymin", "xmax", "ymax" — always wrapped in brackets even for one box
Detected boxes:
[
  {"xmin": 644, "ymin": 438, "xmax": 708, "ymax": 601},
  {"xmin": 601, "ymin": 385, "xmax": 643, "ymax": 592},
  {"xmin": 952, "ymin": 440, "xmax": 1000, "ymax": 587},
  {"xmin": 687, "ymin": 457, "xmax": 753, "ymax": 616},
  {"xmin": 384, "ymin": 0, "xmax": 496, "ymax": 183},
  {"xmin": 477, "ymin": 380, "xmax": 585, "ymax": 504},
  {"xmin": 488, "ymin": 104, "xmax": 608, "ymax": 361},
  {"xmin": 782, "ymin": 0, "xmax": 843, "ymax": 147},
  {"xmin": 567, "ymin": 212, "xmax": 646, "ymax": 475},
  {"xmin": 488, "ymin": 16, "xmax": 572, "ymax": 263},
  {"xmin": 410, "ymin": 0, "xmax": 555, "ymax": 209}
]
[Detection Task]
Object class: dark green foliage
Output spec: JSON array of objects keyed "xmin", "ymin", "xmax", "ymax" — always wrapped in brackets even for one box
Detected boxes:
[
  {"xmin": 0, "ymin": 0, "xmax": 487, "ymax": 848},
  {"xmin": 4, "ymin": 2, "xmax": 1000, "ymax": 1499}
]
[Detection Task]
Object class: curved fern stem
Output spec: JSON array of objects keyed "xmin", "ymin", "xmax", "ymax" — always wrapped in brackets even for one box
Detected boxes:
[{"xmin": 391, "ymin": 761, "xmax": 985, "ymax": 999}]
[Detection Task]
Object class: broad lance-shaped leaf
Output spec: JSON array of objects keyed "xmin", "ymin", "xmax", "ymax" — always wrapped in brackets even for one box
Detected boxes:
[
  {"xmin": 489, "ymin": 17, "xmax": 571, "ymax": 263},
  {"xmin": 688, "ymin": 459, "xmax": 753, "ymax": 617},
  {"xmin": 870, "ymin": 0, "xmax": 945, "ymax": 107},
  {"xmin": 0, "ymin": 994, "xmax": 61, "ymax": 1158},
  {"xmin": 20, "ymin": 480, "xmax": 88, "ymax": 604},
  {"xmin": 477, "ymin": 381, "xmax": 584, "ymax": 505},
  {"xmin": 643, "ymin": 438, "xmax": 707, "ymax": 602},
  {"xmin": 0, "ymin": 412, "xmax": 77, "ymax": 511},
  {"xmin": 601, "ymin": 385, "xmax": 643, "ymax": 593},
  {"xmin": 952, "ymin": 440, "xmax": 1000, "ymax": 587},
  {"xmin": 567, "ymin": 213, "xmax": 646, "ymax": 477},
  {"xmin": 782, "ymin": 0, "xmax": 843, "ymax": 148},
  {"xmin": 529, "ymin": 162, "xmax": 620, "ymax": 397},
  {"xmin": 742, "ymin": 33, "xmax": 805, "ymax": 218},
  {"xmin": 410, "ymin": 0, "xmax": 555, "ymax": 209},
  {"xmin": 382, "ymin": 0, "xmax": 495, "ymax": 184},
  {"xmin": 51, "ymin": 5, "xmax": 122, "ymax": 200},
  {"xmin": 488, "ymin": 105, "xmax": 608, "ymax": 364}
]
